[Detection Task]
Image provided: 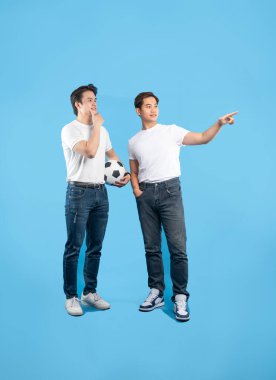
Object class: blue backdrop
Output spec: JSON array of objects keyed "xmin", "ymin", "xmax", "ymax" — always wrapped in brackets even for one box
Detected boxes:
[{"xmin": 1, "ymin": 1, "xmax": 275, "ymax": 379}]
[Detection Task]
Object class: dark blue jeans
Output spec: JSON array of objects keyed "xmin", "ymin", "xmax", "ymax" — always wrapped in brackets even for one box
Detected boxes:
[
  {"xmin": 63, "ymin": 184, "xmax": 109, "ymax": 299},
  {"xmin": 136, "ymin": 177, "xmax": 189, "ymax": 299}
]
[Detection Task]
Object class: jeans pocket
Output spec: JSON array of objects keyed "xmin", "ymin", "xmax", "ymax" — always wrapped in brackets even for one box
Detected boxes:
[
  {"xmin": 69, "ymin": 187, "xmax": 85, "ymax": 200},
  {"xmin": 166, "ymin": 184, "xmax": 181, "ymax": 196},
  {"xmin": 136, "ymin": 187, "xmax": 146, "ymax": 200}
]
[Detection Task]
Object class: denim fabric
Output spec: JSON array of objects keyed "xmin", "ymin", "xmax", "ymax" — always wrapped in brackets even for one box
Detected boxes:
[
  {"xmin": 63, "ymin": 184, "xmax": 109, "ymax": 298},
  {"xmin": 136, "ymin": 177, "xmax": 189, "ymax": 298}
]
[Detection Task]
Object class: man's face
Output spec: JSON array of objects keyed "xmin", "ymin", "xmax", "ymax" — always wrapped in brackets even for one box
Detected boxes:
[
  {"xmin": 76, "ymin": 90, "xmax": 97, "ymax": 116},
  {"xmin": 136, "ymin": 96, "xmax": 159, "ymax": 122}
]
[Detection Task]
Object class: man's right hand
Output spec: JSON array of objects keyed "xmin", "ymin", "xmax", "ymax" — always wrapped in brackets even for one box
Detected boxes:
[{"xmin": 92, "ymin": 112, "xmax": 104, "ymax": 128}]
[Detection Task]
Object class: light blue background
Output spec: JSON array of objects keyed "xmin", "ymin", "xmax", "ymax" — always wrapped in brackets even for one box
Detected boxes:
[{"xmin": 1, "ymin": 1, "xmax": 275, "ymax": 379}]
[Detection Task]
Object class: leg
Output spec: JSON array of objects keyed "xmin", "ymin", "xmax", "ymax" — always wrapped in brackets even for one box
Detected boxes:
[
  {"xmin": 83, "ymin": 187, "xmax": 109, "ymax": 295},
  {"xmin": 136, "ymin": 187, "xmax": 165, "ymax": 294},
  {"xmin": 63, "ymin": 185, "xmax": 89, "ymax": 299},
  {"xmin": 159, "ymin": 181, "xmax": 189, "ymax": 299}
]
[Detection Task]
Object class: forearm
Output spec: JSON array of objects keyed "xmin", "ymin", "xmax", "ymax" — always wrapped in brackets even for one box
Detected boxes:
[
  {"xmin": 106, "ymin": 150, "xmax": 120, "ymax": 161},
  {"xmin": 130, "ymin": 170, "xmax": 140, "ymax": 194},
  {"xmin": 86, "ymin": 125, "xmax": 101, "ymax": 156},
  {"xmin": 202, "ymin": 120, "xmax": 223, "ymax": 144}
]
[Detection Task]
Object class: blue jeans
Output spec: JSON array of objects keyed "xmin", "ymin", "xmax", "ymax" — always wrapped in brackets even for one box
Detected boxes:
[
  {"xmin": 63, "ymin": 184, "xmax": 109, "ymax": 299},
  {"xmin": 136, "ymin": 177, "xmax": 189, "ymax": 299}
]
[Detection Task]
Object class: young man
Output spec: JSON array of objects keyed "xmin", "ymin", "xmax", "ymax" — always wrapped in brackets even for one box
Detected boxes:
[
  {"xmin": 61, "ymin": 84, "xmax": 130, "ymax": 316},
  {"xmin": 128, "ymin": 92, "xmax": 237, "ymax": 322}
]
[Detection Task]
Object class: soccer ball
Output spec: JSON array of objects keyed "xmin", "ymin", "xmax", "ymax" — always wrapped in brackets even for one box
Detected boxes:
[{"xmin": 104, "ymin": 160, "xmax": 126, "ymax": 185}]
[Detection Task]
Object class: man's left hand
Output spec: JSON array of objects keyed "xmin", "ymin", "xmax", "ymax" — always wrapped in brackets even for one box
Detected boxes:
[{"xmin": 114, "ymin": 174, "xmax": 131, "ymax": 188}]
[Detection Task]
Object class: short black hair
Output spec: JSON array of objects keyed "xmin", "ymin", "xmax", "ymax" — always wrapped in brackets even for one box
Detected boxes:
[
  {"xmin": 134, "ymin": 92, "xmax": 159, "ymax": 109},
  {"xmin": 70, "ymin": 84, "xmax": 98, "ymax": 115}
]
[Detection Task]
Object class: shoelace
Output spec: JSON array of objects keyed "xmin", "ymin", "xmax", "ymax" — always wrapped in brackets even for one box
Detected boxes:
[
  {"xmin": 93, "ymin": 293, "xmax": 102, "ymax": 302},
  {"xmin": 145, "ymin": 291, "xmax": 158, "ymax": 303},
  {"xmin": 70, "ymin": 297, "xmax": 81, "ymax": 307},
  {"xmin": 176, "ymin": 300, "xmax": 187, "ymax": 312}
]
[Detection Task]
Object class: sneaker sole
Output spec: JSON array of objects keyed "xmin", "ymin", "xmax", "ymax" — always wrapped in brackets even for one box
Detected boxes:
[
  {"xmin": 175, "ymin": 313, "xmax": 190, "ymax": 322},
  {"xmin": 81, "ymin": 300, "xmax": 110, "ymax": 310},
  {"xmin": 139, "ymin": 301, "xmax": 165, "ymax": 312},
  {"xmin": 66, "ymin": 310, "xmax": 84, "ymax": 317}
]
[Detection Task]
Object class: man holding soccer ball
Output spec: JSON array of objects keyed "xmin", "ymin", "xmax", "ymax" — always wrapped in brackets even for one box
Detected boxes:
[
  {"xmin": 61, "ymin": 84, "xmax": 130, "ymax": 316},
  {"xmin": 128, "ymin": 92, "xmax": 237, "ymax": 321}
]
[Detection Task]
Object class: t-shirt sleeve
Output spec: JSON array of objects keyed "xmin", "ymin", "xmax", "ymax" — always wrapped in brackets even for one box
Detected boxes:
[
  {"xmin": 128, "ymin": 141, "xmax": 136, "ymax": 160},
  {"xmin": 61, "ymin": 126, "xmax": 84, "ymax": 150},
  {"xmin": 171, "ymin": 124, "xmax": 190, "ymax": 146},
  {"xmin": 105, "ymin": 129, "xmax": 112, "ymax": 152}
]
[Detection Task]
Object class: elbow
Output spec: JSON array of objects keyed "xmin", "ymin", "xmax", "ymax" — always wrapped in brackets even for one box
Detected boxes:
[{"xmin": 85, "ymin": 148, "xmax": 97, "ymax": 159}]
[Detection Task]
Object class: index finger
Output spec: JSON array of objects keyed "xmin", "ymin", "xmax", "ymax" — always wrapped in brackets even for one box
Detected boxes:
[{"xmin": 227, "ymin": 111, "xmax": 238, "ymax": 117}]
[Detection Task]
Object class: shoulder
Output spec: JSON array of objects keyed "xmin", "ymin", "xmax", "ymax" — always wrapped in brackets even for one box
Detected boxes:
[
  {"xmin": 101, "ymin": 125, "xmax": 109, "ymax": 134},
  {"xmin": 163, "ymin": 123, "xmax": 180, "ymax": 129},
  {"xmin": 128, "ymin": 130, "xmax": 142, "ymax": 145},
  {"xmin": 154, "ymin": 124, "xmax": 180, "ymax": 135},
  {"xmin": 100, "ymin": 126, "xmax": 111, "ymax": 140},
  {"xmin": 61, "ymin": 120, "xmax": 78, "ymax": 137},
  {"xmin": 155, "ymin": 123, "xmax": 179, "ymax": 130}
]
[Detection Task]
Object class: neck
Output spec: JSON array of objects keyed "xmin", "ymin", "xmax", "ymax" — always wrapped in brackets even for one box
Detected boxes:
[
  {"xmin": 76, "ymin": 114, "xmax": 92, "ymax": 125},
  {"xmin": 141, "ymin": 120, "xmax": 157, "ymax": 130}
]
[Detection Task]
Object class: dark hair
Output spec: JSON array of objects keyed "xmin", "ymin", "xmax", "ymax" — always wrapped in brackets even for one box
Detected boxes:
[
  {"xmin": 70, "ymin": 84, "xmax": 98, "ymax": 115},
  {"xmin": 134, "ymin": 92, "xmax": 159, "ymax": 109}
]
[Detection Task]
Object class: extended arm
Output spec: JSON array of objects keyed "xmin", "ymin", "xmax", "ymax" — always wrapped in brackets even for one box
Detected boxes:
[{"xmin": 183, "ymin": 111, "xmax": 238, "ymax": 146}]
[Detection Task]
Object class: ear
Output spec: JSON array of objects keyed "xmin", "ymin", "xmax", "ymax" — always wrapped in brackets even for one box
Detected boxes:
[
  {"xmin": 75, "ymin": 101, "xmax": 82, "ymax": 111},
  {"xmin": 135, "ymin": 108, "xmax": 141, "ymax": 117}
]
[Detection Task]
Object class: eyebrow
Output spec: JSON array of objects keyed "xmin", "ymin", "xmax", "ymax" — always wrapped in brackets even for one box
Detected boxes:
[{"xmin": 145, "ymin": 103, "xmax": 157, "ymax": 106}]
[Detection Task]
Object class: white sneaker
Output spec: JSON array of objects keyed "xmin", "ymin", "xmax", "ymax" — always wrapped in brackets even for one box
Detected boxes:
[
  {"xmin": 174, "ymin": 294, "xmax": 190, "ymax": 322},
  {"xmin": 65, "ymin": 297, "xmax": 83, "ymax": 316},
  {"xmin": 81, "ymin": 292, "xmax": 110, "ymax": 310},
  {"xmin": 139, "ymin": 288, "xmax": 165, "ymax": 312}
]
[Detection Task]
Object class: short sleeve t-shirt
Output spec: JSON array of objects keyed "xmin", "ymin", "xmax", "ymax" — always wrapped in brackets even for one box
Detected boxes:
[
  {"xmin": 128, "ymin": 123, "xmax": 190, "ymax": 183},
  {"xmin": 61, "ymin": 120, "xmax": 112, "ymax": 183}
]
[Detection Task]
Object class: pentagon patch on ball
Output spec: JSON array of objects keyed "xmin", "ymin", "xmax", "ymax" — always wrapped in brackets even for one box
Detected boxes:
[{"xmin": 104, "ymin": 160, "xmax": 126, "ymax": 185}]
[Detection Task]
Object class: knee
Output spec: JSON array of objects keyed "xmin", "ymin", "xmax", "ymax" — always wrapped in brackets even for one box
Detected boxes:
[{"xmin": 145, "ymin": 245, "xmax": 161, "ymax": 256}]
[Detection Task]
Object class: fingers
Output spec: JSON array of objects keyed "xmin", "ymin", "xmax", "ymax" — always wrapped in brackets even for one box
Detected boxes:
[
  {"xmin": 227, "ymin": 111, "xmax": 238, "ymax": 117},
  {"xmin": 114, "ymin": 180, "xmax": 126, "ymax": 187},
  {"xmin": 114, "ymin": 175, "xmax": 130, "ymax": 187}
]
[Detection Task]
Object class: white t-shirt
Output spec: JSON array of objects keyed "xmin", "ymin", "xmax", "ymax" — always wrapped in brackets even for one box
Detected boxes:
[
  {"xmin": 128, "ymin": 123, "xmax": 190, "ymax": 183},
  {"xmin": 61, "ymin": 120, "xmax": 112, "ymax": 183}
]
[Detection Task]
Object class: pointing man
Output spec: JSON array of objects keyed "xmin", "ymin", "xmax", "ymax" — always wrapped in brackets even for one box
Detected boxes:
[{"xmin": 128, "ymin": 91, "xmax": 237, "ymax": 321}]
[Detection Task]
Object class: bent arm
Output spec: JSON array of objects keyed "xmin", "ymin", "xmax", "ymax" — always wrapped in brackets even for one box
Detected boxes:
[
  {"xmin": 106, "ymin": 148, "xmax": 120, "ymax": 161},
  {"xmin": 73, "ymin": 125, "xmax": 101, "ymax": 158}
]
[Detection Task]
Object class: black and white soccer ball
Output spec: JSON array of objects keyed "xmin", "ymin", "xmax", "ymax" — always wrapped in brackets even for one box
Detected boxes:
[{"xmin": 104, "ymin": 160, "xmax": 126, "ymax": 185}]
